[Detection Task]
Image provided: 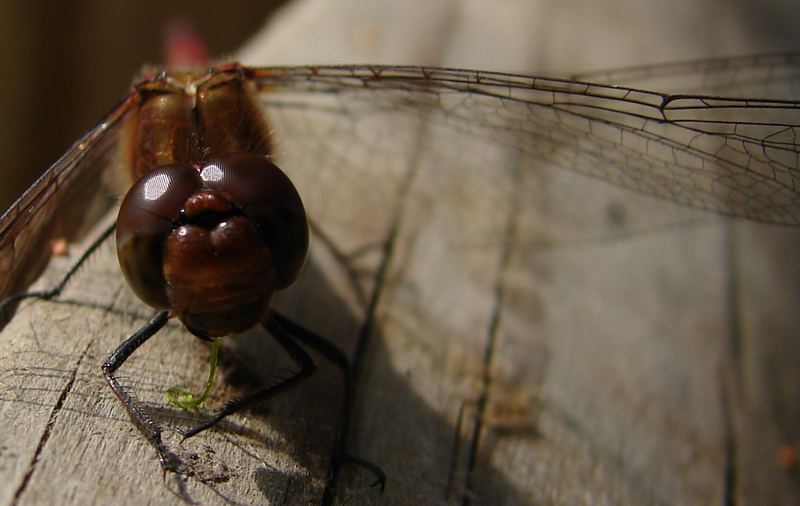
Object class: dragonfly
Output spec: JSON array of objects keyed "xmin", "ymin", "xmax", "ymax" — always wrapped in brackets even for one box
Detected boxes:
[
  {"xmin": 0, "ymin": 52, "xmax": 798, "ymax": 503},
  {"xmin": 2, "ymin": 53, "xmax": 797, "ymax": 303}
]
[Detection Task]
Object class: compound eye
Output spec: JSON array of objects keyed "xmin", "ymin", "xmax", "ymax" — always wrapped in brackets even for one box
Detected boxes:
[
  {"xmin": 116, "ymin": 164, "xmax": 202, "ymax": 308},
  {"xmin": 200, "ymin": 154, "xmax": 309, "ymax": 288}
]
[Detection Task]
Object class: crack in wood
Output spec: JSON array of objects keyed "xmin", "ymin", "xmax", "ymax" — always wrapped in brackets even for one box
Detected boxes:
[
  {"xmin": 322, "ymin": 107, "xmax": 431, "ymax": 504},
  {"xmin": 445, "ymin": 401, "xmax": 466, "ymax": 502},
  {"xmin": 722, "ymin": 224, "xmax": 741, "ymax": 506},
  {"xmin": 462, "ymin": 157, "xmax": 523, "ymax": 505},
  {"xmin": 12, "ymin": 339, "xmax": 92, "ymax": 504}
]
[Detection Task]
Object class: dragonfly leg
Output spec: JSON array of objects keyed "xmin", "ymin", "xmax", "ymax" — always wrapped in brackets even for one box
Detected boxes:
[
  {"xmin": 341, "ymin": 453, "xmax": 386, "ymax": 492},
  {"xmin": 268, "ymin": 311, "xmax": 386, "ymax": 498},
  {"xmin": 102, "ymin": 310, "xmax": 184, "ymax": 473},
  {"xmin": 178, "ymin": 314, "xmax": 316, "ymax": 439},
  {"xmin": 0, "ymin": 221, "xmax": 116, "ymax": 321}
]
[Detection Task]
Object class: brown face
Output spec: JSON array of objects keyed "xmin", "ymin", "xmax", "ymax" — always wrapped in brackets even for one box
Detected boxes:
[{"xmin": 115, "ymin": 153, "xmax": 309, "ymax": 338}]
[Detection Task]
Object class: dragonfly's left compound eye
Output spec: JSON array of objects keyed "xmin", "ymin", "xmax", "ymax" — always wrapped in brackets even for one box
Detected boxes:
[
  {"xmin": 116, "ymin": 154, "xmax": 308, "ymax": 338},
  {"xmin": 116, "ymin": 164, "xmax": 202, "ymax": 309}
]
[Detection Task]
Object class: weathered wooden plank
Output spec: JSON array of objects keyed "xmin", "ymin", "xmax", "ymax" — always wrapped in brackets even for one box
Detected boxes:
[
  {"xmin": 473, "ymin": 182, "xmax": 732, "ymax": 504},
  {"xmin": 2, "ymin": 1, "xmax": 468, "ymax": 505},
  {"xmin": 732, "ymin": 222, "xmax": 800, "ymax": 506},
  {"xmin": 433, "ymin": 2, "xmax": 800, "ymax": 505},
  {"xmin": 4, "ymin": 213, "xmax": 351, "ymax": 505},
  {"xmin": 1, "ymin": 1, "xmax": 799, "ymax": 505}
]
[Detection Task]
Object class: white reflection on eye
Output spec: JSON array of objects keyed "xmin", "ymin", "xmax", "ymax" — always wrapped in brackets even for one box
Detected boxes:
[
  {"xmin": 143, "ymin": 174, "xmax": 170, "ymax": 200},
  {"xmin": 201, "ymin": 164, "xmax": 223, "ymax": 182}
]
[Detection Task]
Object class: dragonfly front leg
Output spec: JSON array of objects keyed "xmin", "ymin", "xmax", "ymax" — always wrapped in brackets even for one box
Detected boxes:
[
  {"xmin": 102, "ymin": 310, "xmax": 185, "ymax": 473},
  {"xmin": 179, "ymin": 313, "xmax": 384, "ymax": 503},
  {"xmin": 178, "ymin": 315, "xmax": 317, "ymax": 439}
]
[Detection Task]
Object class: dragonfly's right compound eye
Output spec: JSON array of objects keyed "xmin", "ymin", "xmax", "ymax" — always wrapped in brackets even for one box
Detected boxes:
[{"xmin": 116, "ymin": 164, "xmax": 203, "ymax": 309}]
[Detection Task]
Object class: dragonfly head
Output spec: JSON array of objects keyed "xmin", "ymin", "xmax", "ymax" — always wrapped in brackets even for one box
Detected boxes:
[{"xmin": 116, "ymin": 153, "xmax": 309, "ymax": 337}]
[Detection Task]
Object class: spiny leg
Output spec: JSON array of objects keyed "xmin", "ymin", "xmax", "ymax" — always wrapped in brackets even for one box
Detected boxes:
[
  {"xmin": 178, "ymin": 315, "xmax": 316, "ymax": 439},
  {"xmin": 0, "ymin": 221, "xmax": 116, "ymax": 320},
  {"xmin": 177, "ymin": 311, "xmax": 384, "ymax": 498},
  {"xmin": 268, "ymin": 310, "xmax": 385, "ymax": 498},
  {"xmin": 102, "ymin": 310, "xmax": 184, "ymax": 472}
]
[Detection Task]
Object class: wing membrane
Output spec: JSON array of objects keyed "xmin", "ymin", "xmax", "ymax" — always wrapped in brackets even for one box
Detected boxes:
[
  {"xmin": 1, "ymin": 53, "xmax": 798, "ymax": 303},
  {"xmin": 0, "ymin": 93, "xmax": 135, "ymax": 302},
  {"xmin": 571, "ymin": 51, "xmax": 800, "ymax": 98},
  {"xmin": 249, "ymin": 57, "xmax": 800, "ymax": 225}
]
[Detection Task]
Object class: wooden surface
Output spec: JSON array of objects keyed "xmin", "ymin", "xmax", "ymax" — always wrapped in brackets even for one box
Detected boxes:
[{"xmin": 2, "ymin": 0, "xmax": 800, "ymax": 505}]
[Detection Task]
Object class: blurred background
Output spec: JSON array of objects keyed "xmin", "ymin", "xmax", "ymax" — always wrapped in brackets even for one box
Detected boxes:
[{"xmin": 0, "ymin": 0, "xmax": 289, "ymax": 213}]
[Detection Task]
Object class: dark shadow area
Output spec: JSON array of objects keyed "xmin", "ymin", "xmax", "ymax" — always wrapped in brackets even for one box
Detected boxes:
[{"xmin": 213, "ymin": 254, "xmax": 532, "ymax": 504}]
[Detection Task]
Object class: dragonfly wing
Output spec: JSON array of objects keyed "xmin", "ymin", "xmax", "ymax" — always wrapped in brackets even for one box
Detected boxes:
[
  {"xmin": 572, "ymin": 52, "xmax": 800, "ymax": 99},
  {"xmin": 249, "ymin": 59, "xmax": 800, "ymax": 226},
  {"xmin": 0, "ymin": 93, "xmax": 135, "ymax": 304}
]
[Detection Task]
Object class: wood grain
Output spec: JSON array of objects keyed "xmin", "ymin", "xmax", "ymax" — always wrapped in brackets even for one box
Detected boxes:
[{"xmin": 2, "ymin": 0, "xmax": 800, "ymax": 505}]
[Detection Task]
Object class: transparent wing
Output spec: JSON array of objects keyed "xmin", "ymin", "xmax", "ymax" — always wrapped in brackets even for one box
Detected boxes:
[
  {"xmin": 248, "ymin": 54, "xmax": 800, "ymax": 228},
  {"xmin": 0, "ymin": 93, "xmax": 135, "ymax": 302},
  {"xmin": 571, "ymin": 52, "xmax": 800, "ymax": 98},
  {"xmin": 1, "ymin": 53, "xmax": 798, "ymax": 303}
]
